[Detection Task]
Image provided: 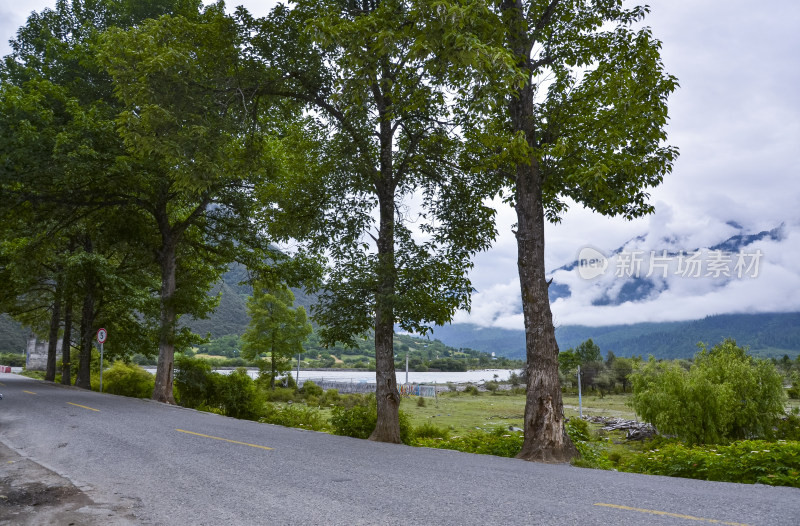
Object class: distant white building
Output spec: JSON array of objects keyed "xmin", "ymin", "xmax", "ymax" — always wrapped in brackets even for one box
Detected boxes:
[{"xmin": 25, "ymin": 334, "xmax": 60, "ymax": 371}]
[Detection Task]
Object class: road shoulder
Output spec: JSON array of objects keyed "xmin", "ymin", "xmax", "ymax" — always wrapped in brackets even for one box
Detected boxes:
[{"xmin": 0, "ymin": 441, "xmax": 140, "ymax": 525}]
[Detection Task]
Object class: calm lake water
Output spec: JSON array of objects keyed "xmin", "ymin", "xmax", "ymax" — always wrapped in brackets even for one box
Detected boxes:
[{"xmin": 144, "ymin": 367, "xmax": 521, "ymax": 384}]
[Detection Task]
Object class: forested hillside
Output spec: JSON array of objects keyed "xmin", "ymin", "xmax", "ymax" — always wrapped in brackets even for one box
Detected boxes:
[
  {"xmin": 430, "ymin": 312, "xmax": 800, "ymax": 360},
  {"xmin": 186, "ymin": 264, "xmax": 316, "ymax": 339}
]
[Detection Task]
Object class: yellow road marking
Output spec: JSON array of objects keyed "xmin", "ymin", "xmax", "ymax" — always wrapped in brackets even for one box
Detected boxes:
[
  {"xmin": 67, "ymin": 402, "xmax": 100, "ymax": 412},
  {"xmin": 0, "ymin": 382, "xmax": 6, "ymax": 386},
  {"xmin": 176, "ymin": 429, "xmax": 273, "ymax": 450},
  {"xmin": 594, "ymin": 503, "xmax": 749, "ymax": 525},
  {"xmin": 22, "ymin": 390, "xmax": 36, "ymax": 395}
]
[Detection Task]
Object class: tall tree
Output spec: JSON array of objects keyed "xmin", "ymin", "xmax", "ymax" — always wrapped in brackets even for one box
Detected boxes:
[
  {"xmin": 439, "ymin": 0, "xmax": 678, "ymax": 461},
  {"xmin": 0, "ymin": 0, "xmax": 205, "ymax": 385},
  {"xmin": 241, "ymin": 282, "xmax": 312, "ymax": 389},
  {"xmin": 254, "ymin": 1, "xmax": 496, "ymax": 442},
  {"xmin": 98, "ymin": 6, "xmax": 294, "ymax": 402}
]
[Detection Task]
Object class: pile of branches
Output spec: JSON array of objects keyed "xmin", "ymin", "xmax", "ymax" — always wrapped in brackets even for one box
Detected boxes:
[{"xmin": 583, "ymin": 416, "xmax": 657, "ymax": 441}]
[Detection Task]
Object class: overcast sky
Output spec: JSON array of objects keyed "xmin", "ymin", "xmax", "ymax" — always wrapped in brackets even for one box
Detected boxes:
[{"xmin": 3, "ymin": 1, "xmax": 799, "ymax": 329}]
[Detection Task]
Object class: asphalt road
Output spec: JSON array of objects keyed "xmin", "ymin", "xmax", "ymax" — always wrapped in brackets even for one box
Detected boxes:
[{"xmin": 1, "ymin": 373, "xmax": 798, "ymax": 525}]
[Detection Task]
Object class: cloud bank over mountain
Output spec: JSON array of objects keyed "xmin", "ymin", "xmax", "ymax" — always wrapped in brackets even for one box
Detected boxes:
[{"xmin": 456, "ymin": 217, "xmax": 800, "ymax": 329}]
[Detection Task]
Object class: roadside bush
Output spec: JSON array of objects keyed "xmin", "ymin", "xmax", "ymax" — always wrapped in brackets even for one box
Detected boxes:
[
  {"xmin": 318, "ymin": 389, "xmax": 340, "ymax": 406},
  {"xmin": 565, "ymin": 418, "xmax": 612, "ymax": 469},
  {"xmin": 415, "ymin": 427, "xmax": 522, "ymax": 457},
  {"xmin": 261, "ymin": 387, "xmax": 297, "ymax": 403},
  {"xmin": 463, "ymin": 384, "xmax": 479, "ymax": 396},
  {"xmin": 0, "ymin": 352, "xmax": 25, "ymax": 367},
  {"xmin": 618, "ymin": 440, "xmax": 800, "ymax": 488},
  {"xmin": 260, "ymin": 403, "xmax": 328, "ymax": 432},
  {"xmin": 565, "ymin": 418, "xmax": 591, "ymax": 442},
  {"xmin": 174, "ymin": 355, "xmax": 212, "ymax": 408},
  {"xmin": 300, "ymin": 380, "xmax": 323, "ymax": 397},
  {"xmin": 330, "ymin": 396, "xmax": 412, "ymax": 444},
  {"xmin": 774, "ymin": 412, "xmax": 800, "ymax": 441},
  {"xmin": 630, "ymin": 339, "xmax": 786, "ymax": 444},
  {"xmin": 331, "ymin": 404, "xmax": 372, "ymax": 438},
  {"xmin": 102, "ymin": 362, "xmax": 154, "ymax": 398},
  {"xmin": 416, "ymin": 396, "xmax": 426, "ymax": 407},
  {"xmin": 206, "ymin": 369, "xmax": 263, "ymax": 420},
  {"xmin": 413, "ymin": 422, "xmax": 450, "ymax": 441},
  {"xmin": 484, "ymin": 381, "xmax": 500, "ymax": 393}
]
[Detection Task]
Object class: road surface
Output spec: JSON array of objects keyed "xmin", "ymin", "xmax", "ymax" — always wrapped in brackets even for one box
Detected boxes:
[{"xmin": 1, "ymin": 373, "xmax": 798, "ymax": 525}]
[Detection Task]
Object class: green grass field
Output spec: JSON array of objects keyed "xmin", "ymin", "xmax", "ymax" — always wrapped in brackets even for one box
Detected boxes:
[{"xmin": 391, "ymin": 391, "xmax": 637, "ymax": 433}]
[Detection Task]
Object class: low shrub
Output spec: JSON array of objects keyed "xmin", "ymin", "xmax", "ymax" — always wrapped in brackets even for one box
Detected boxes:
[
  {"xmin": 260, "ymin": 403, "xmax": 328, "ymax": 432},
  {"xmin": 413, "ymin": 422, "xmax": 450, "ymax": 441},
  {"xmin": 300, "ymin": 380, "xmax": 323, "ymax": 397},
  {"xmin": 773, "ymin": 412, "xmax": 800, "ymax": 441},
  {"xmin": 416, "ymin": 396, "xmax": 426, "ymax": 407},
  {"xmin": 174, "ymin": 355, "xmax": 212, "ymax": 408},
  {"xmin": 463, "ymin": 385, "xmax": 479, "ymax": 396},
  {"xmin": 331, "ymin": 404, "xmax": 375, "ymax": 439},
  {"xmin": 318, "ymin": 389, "xmax": 340, "ymax": 406},
  {"xmin": 618, "ymin": 440, "xmax": 800, "ymax": 488},
  {"xmin": 102, "ymin": 362, "xmax": 154, "ymax": 398},
  {"xmin": 262, "ymin": 387, "xmax": 298, "ymax": 403},
  {"xmin": 414, "ymin": 427, "xmax": 523, "ymax": 457},
  {"xmin": 0, "ymin": 352, "xmax": 25, "ymax": 367},
  {"xmin": 565, "ymin": 418, "xmax": 613, "ymax": 469},
  {"xmin": 330, "ymin": 395, "xmax": 412, "ymax": 444},
  {"xmin": 206, "ymin": 369, "xmax": 263, "ymax": 420}
]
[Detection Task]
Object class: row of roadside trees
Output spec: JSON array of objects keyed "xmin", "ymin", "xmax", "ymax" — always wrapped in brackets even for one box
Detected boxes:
[{"xmin": 0, "ymin": 0, "xmax": 677, "ymax": 462}]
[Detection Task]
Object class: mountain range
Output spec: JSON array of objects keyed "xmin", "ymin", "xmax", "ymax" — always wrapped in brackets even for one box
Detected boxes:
[{"xmin": 427, "ymin": 312, "xmax": 800, "ymax": 360}]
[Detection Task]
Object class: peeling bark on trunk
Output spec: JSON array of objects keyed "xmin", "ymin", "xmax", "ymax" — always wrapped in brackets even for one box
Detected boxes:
[
  {"xmin": 152, "ymin": 239, "xmax": 177, "ymax": 404},
  {"xmin": 45, "ymin": 276, "xmax": 62, "ymax": 382},
  {"xmin": 514, "ymin": 162, "xmax": 577, "ymax": 462},
  {"xmin": 61, "ymin": 297, "xmax": 72, "ymax": 385}
]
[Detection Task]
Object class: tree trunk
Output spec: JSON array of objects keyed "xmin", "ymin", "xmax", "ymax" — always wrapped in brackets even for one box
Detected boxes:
[
  {"xmin": 75, "ymin": 283, "xmax": 94, "ymax": 389},
  {"xmin": 61, "ymin": 296, "xmax": 73, "ymax": 385},
  {"xmin": 513, "ymin": 155, "xmax": 577, "ymax": 463},
  {"xmin": 369, "ymin": 101, "xmax": 401, "ymax": 443},
  {"xmin": 503, "ymin": 1, "xmax": 576, "ymax": 462},
  {"xmin": 75, "ymin": 238, "xmax": 95, "ymax": 390},
  {"xmin": 270, "ymin": 335, "xmax": 276, "ymax": 390},
  {"xmin": 45, "ymin": 276, "xmax": 62, "ymax": 382},
  {"xmin": 152, "ymin": 239, "xmax": 177, "ymax": 404}
]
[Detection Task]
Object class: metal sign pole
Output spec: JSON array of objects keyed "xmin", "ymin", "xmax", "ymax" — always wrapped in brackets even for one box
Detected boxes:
[
  {"xmin": 96, "ymin": 328, "xmax": 107, "ymax": 393},
  {"xmin": 100, "ymin": 342, "xmax": 104, "ymax": 393},
  {"xmin": 577, "ymin": 365, "xmax": 582, "ymax": 419}
]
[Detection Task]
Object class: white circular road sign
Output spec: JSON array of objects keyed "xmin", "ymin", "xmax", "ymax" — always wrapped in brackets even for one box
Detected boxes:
[{"xmin": 96, "ymin": 328, "xmax": 107, "ymax": 344}]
